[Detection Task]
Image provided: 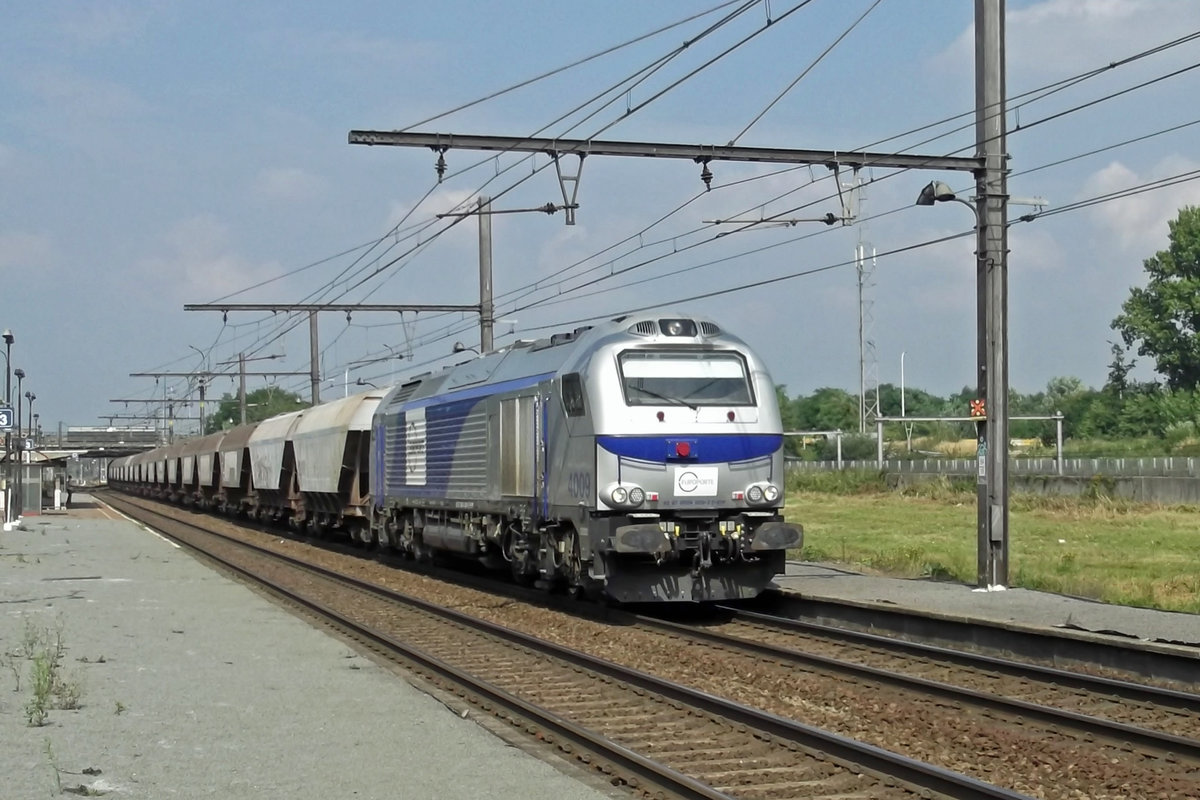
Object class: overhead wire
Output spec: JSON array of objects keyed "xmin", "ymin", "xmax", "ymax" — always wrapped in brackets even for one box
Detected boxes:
[{"xmin": 149, "ymin": 14, "xmax": 1200, "ymax": 407}]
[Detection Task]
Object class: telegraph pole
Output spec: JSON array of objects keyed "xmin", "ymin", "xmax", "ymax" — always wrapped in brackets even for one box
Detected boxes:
[
  {"xmin": 479, "ymin": 196, "xmax": 494, "ymax": 353},
  {"xmin": 975, "ymin": 0, "xmax": 1010, "ymax": 588}
]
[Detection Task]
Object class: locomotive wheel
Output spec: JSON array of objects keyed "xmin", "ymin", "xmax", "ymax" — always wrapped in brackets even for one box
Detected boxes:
[{"xmin": 563, "ymin": 528, "xmax": 584, "ymax": 599}]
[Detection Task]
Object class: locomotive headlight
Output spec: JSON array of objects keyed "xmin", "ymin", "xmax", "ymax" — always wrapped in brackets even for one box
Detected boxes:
[
  {"xmin": 746, "ymin": 485, "xmax": 764, "ymax": 503},
  {"xmin": 764, "ymin": 484, "xmax": 781, "ymax": 503},
  {"xmin": 603, "ymin": 483, "xmax": 647, "ymax": 508}
]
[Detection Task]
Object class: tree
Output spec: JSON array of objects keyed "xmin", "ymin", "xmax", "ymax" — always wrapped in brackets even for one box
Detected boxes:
[
  {"xmin": 1111, "ymin": 206, "xmax": 1200, "ymax": 390},
  {"xmin": 204, "ymin": 387, "xmax": 306, "ymax": 433},
  {"xmin": 1105, "ymin": 340, "xmax": 1136, "ymax": 398}
]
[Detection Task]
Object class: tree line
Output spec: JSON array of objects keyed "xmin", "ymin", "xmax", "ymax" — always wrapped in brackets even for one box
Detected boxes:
[
  {"xmin": 202, "ymin": 208, "xmax": 1200, "ymax": 459},
  {"xmin": 783, "ymin": 206, "xmax": 1200, "ymax": 459}
]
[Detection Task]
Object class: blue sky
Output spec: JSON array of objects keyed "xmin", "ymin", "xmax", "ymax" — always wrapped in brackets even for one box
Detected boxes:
[{"xmin": 2, "ymin": 0, "xmax": 1199, "ymax": 435}]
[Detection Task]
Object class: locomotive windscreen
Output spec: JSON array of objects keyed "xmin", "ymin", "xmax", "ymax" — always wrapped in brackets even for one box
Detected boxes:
[{"xmin": 618, "ymin": 351, "xmax": 754, "ymax": 406}]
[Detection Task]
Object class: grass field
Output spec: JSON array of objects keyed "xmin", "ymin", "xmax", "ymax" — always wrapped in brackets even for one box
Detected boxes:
[{"xmin": 785, "ymin": 473, "xmax": 1200, "ymax": 613}]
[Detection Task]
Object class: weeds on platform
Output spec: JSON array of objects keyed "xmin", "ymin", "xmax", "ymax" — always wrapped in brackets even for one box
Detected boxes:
[{"xmin": 10, "ymin": 616, "xmax": 84, "ymax": 726}]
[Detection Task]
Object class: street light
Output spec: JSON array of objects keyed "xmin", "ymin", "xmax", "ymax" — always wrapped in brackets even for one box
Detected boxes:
[
  {"xmin": 12, "ymin": 369, "xmax": 23, "ymax": 517},
  {"xmin": 13, "ymin": 368, "xmax": 24, "ymax": 443},
  {"xmin": 25, "ymin": 392, "xmax": 35, "ymax": 440},
  {"xmin": 2, "ymin": 329, "xmax": 12, "ymax": 527},
  {"xmin": 916, "ymin": 179, "xmax": 1001, "ymax": 589}
]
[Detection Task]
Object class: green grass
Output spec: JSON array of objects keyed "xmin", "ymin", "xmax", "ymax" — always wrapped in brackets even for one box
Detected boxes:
[{"xmin": 784, "ymin": 471, "xmax": 1200, "ymax": 613}]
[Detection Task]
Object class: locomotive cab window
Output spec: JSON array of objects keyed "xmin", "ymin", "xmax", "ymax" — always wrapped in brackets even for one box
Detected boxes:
[
  {"xmin": 619, "ymin": 351, "xmax": 753, "ymax": 406},
  {"xmin": 561, "ymin": 372, "xmax": 586, "ymax": 417}
]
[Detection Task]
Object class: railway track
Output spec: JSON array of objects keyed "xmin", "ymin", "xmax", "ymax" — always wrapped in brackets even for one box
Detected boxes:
[
  {"xmin": 105, "ymin": 493, "xmax": 1200, "ymax": 799},
  {"xmin": 641, "ymin": 608, "xmax": 1200, "ymax": 750}
]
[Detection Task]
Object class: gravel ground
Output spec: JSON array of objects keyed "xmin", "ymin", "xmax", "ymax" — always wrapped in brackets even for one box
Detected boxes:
[
  {"xmin": 777, "ymin": 561, "xmax": 1200, "ymax": 647},
  {"xmin": 0, "ymin": 500, "xmax": 622, "ymax": 800}
]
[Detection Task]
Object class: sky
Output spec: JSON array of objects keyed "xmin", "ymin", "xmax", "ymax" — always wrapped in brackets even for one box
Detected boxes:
[{"xmin": 2, "ymin": 0, "xmax": 1199, "ymax": 438}]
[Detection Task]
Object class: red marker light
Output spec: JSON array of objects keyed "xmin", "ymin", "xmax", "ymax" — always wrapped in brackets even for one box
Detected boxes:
[
  {"xmin": 657, "ymin": 411, "xmax": 665, "ymax": 422},
  {"xmin": 727, "ymin": 410, "xmax": 735, "ymax": 421},
  {"xmin": 675, "ymin": 441, "xmax": 691, "ymax": 457}
]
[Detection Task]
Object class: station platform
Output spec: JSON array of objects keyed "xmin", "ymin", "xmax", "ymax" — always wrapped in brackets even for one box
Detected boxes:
[
  {"xmin": 0, "ymin": 497, "xmax": 621, "ymax": 800},
  {"xmin": 773, "ymin": 561, "xmax": 1200, "ymax": 649}
]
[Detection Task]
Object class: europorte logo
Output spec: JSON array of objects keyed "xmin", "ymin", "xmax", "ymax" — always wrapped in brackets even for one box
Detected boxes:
[{"xmin": 674, "ymin": 466, "xmax": 717, "ymax": 497}]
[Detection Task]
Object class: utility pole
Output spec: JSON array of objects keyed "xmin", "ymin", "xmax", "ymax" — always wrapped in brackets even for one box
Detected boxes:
[
  {"xmin": 239, "ymin": 354, "xmax": 246, "ymax": 424},
  {"xmin": 479, "ymin": 196, "xmax": 494, "ymax": 353},
  {"xmin": 975, "ymin": 0, "xmax": 1010, "ymax": 588}
]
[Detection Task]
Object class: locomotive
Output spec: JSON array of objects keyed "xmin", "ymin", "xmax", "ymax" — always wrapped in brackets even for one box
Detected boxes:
[{"xmin": 110, "ymin": 311, "xmax": 802, "ymax": 602}]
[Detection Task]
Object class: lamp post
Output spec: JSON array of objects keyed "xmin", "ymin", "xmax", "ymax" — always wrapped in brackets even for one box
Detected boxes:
[
  {"xmin": 32, "ymin": 413, "xmax": 39, "ymax": 446},
  {"xmin": 23, "ymin": 392, "xmax": 34, "ymax": 513},
  {"xmin": 12, "ymin": 369, "xmax": 24, "ymax": 517},
  {"xmin": 2, "ymin": 329, "xmax": 11, "ymax": 526},
  {"xmin": 13, "ymin": 368, "xmax": 24, "ymax": 446},
  {"xmin": 917, "ymin": 176, "xmax": 1006, "ymax": 590},
  {"xmin": 25, "ymin": 393, "xmax": 35, "ymax": 441}
]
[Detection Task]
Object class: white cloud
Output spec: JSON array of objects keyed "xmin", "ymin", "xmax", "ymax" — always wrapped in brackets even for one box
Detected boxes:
[
  {"xmin": 936, "ymin": 1, "xmax": 1200, "ymax": 82},
  {"xmin": 1081, "ymin": 155, "xmax": 1200, "ymax": 255},
  {"xmin": 138, "ymin": 215, "xmax": 279, "ymax": 301},
  {"xmin": 252, "ymin": 167, "xmax": 325, "ymax": 202}
]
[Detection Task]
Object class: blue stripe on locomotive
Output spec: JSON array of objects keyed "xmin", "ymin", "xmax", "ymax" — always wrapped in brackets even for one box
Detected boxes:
[
  {"xmin": 378, "ymin": 372, "xmax": 554, "ymax": 501},
  {"xmin": 596, "ymin": 434, "xmax": 782, "ymax": 464}
]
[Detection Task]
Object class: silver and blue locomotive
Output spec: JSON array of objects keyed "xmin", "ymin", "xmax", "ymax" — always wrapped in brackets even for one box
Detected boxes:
[
  {"xmin": 110, "ymin": 311, "xmax": 802, "ymax": 603},
  {"xmin": 370, "ymin": 311, "xmax": 801, "ymax": 602}
]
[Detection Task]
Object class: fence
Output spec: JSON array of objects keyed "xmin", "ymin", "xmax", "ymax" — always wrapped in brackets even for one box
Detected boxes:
[{"xmin": 788, "ymin": 455, "xmax": 1200, "ymax": 478}]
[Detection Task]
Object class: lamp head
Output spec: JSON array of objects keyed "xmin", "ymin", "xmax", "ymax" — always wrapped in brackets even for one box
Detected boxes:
[
  {"xmin": 14, "ymin": 368, "xmax": 24, "ymax": 380},
  {"xmin": 915, "ymin": 180, "xmax": 957, "ymax": 206},
  {"xmin": 1, "ymin": 329, "xmax": 12, "ymax": 346}
]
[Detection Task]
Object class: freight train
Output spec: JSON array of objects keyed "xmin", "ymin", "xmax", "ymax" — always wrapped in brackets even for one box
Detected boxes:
[{"xmin": 110, "ymin": 311, "xmax": 802, "ymax": 602}]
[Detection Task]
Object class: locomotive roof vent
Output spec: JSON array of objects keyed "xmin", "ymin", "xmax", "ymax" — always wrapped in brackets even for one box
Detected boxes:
[
  {"xmin": 699, "ymin": 321, "xmax": 721, "ymax": 336},
  {"xmin": 630, "ymin": 320, "xmax": 658, "ymax": 336}
]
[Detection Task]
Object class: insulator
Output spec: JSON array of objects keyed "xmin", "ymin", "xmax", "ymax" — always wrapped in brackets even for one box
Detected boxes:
[
  {"xmin": 700, "ymin": 162, "xmax": 713, "ymax": 191},
  {"xmin": 435, "ymin": 151, "xmax": 447, "ymax": 182}
]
